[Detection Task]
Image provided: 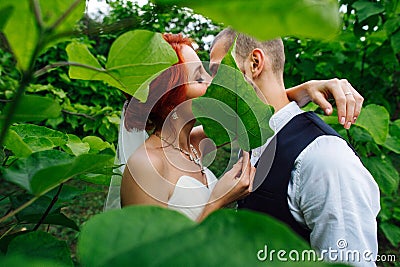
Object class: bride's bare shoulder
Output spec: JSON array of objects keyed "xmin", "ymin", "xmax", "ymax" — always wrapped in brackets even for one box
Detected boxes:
[{"xmin": 125, "ymin": 141, "xmax": 165, "ymax": 177}]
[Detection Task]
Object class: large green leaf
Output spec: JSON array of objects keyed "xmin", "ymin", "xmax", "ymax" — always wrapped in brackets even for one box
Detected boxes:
[
  {"xmin": 383, "ymin": 120, "xmax": 400, "ymax": 154},
  {"xmin": 78, "ymin": 206, "xmax": 196, "ymax": 266},
  {"xmin": 362, "ymin": 156, "xmax": 399, "ymax": 195},
  {"xmin": 4, "ymin": 129, "xmax": 33, "ymax": 157},
  {"xmin": 0, "ymin": 254, "xmax": 66, "ymax": 267},
  {"xmin": 380, "ymin": 222, "xmax": 400, "ymax": 247},
  {"xmin": 154, "ymin": 0, "xmax": 340, "ymax": 40},
  {"xmin": 67, "ymin": 30, "xmax": 178, "ymax": 101},
  {"xmin": 7, "ymin": 231, "xmax": 73, "ymax": 266},
  {"xmin": 0, "ymin": 0, "xmax": 85, "ymax": 71},
  {"xmin": 192, "ymin": 47, "xmax": 274, "ymax": 150},
  {"xmin": 355, "ymin": 104, "xmax": 389, "ymax": 145},
  {"xmin": 10, "ymin": 124, "xmax": 68, "ymax": 152},
  {"xmin": 78, "ymin": 206, "xmax": 344, "ymax": 266},
  {"xmin": 3, "ymin": 150, "xmax": 114, "ymax": 196},
  {"xmin": 352, "ymin": 0, "xmax": 385, "ymax": 23},
  {"xmin": 0, "ymin": 95, "xmax": 62, "ymax": 123}
]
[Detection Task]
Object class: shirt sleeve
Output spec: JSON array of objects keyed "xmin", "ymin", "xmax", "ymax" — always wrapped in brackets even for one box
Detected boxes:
[{"xmin": 290, "ymin": 135, "xmax": 380, "ymax": 266}]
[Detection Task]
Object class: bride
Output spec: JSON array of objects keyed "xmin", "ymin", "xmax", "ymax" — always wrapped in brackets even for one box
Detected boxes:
[{"xmin": 108, "ymin": 33, "xmax": 363, "ymax": 221}]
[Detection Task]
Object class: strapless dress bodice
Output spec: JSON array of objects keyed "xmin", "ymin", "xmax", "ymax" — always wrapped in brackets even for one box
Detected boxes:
[{"xmin": 167, "ymin": 167, "xmax": 218, "ymax": 221}]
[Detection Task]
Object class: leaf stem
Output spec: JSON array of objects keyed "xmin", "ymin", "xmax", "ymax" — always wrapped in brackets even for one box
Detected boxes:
[
  {"xmin": 31, "ymin": 0, "xmax": 44, "ymax": 29},
  {"xmin": 33, "ymin": 61, "xmax": 105, "ymax": 78},
  {"xmin": 346, "ymin": 129, "xmax": 354, "ymax": 147},
  {"xmin": 0, "ymin": 196, "xmax": 39, "ymax": 224},
  {"xmin": 0, "ymin": 223, "xmax": 18, "ymax": 240},
  {"xmin": 49, "ymin": 0, "xmax": 82, "ymax": 31},
  {"xmin": 0, "ymin": 73, "xmax": 32, "ymax": 147},
  {"xmin": 33, "ymin": 183, "xmax": 64, "ymax": 231}
]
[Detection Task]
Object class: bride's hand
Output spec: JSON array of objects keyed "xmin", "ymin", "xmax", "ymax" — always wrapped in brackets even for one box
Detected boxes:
[
  {"xmin": 209, "ymin": 151, "xmax": 256, "ymax": 207},
  {"xmin": 286, "ymin": 78, "xmax": 364, "ymax": 129}
]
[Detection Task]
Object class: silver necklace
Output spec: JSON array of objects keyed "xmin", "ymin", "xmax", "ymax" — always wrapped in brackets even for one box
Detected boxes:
[{"xmin": 155, "ymin": 133, "xmax": 205, "ymax": 174}]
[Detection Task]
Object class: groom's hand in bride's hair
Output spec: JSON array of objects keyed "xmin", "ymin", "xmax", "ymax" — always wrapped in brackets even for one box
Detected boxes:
[{"xmin": 209, "ymin": 151, "xmax": 256, "ymax": 207}]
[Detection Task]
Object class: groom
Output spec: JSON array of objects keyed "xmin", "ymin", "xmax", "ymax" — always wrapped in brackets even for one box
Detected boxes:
[{"xmin": 209, "ymin": 29, "xmax": 380, "ymax": 266}]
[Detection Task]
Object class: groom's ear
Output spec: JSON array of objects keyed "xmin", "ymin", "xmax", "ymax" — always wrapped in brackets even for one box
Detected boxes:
[{"xmin": 250, "ymin": 48, "xmax": 265, "ymax": 78}]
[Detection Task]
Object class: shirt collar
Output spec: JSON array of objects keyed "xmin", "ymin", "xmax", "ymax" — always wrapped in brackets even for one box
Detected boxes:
[
  {"xmin": 269, "ymin": 101, "xmax": 304, "ymax": 133},
  {"xmin": 249, "ymin": 102, "xmax": 304, "ymax": 164}
]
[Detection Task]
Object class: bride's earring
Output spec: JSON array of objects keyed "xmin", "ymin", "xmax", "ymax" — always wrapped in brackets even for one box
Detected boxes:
[{"xmin": 171, "ymin": 110, "xmax": 179, "ymax": 120}]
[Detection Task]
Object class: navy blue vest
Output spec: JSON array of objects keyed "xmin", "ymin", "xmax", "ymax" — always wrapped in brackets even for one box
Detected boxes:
[{"xmin": 238, "ymin": 111, "xmax": 352, "ymax": 242}]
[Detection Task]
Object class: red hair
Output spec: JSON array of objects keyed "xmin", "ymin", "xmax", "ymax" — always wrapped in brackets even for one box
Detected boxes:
[{"xmin": 125, "ymin": 33, "xmax": 193, "ymax": 131}]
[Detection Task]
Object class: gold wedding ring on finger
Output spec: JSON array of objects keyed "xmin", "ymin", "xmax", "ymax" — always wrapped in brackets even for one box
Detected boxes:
[{"xmin": 344, "ymin": 92, "xmax": 353, "ymax": 96}]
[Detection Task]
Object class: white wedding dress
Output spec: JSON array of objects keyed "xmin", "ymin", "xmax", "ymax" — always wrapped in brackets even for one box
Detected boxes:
[{"xmin": 104, "ymin": 102, "xmax": 218, "ymax": 221}]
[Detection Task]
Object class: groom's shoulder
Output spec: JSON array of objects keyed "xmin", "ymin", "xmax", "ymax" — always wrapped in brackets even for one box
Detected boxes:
[{"xmin": 297, "ymin": 135, "xmax": 360, "ymax": 170}]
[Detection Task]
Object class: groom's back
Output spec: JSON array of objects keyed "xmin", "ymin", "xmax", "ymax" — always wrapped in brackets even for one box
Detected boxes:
[{"xmin": 237, "ymin": 111, "xmax": 353, "ymax": 241}]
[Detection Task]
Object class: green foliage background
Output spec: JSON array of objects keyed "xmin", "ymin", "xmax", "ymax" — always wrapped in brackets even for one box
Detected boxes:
[{"xmin": 0, "ymin": 0, "xmax": 399, "ymax": 266}]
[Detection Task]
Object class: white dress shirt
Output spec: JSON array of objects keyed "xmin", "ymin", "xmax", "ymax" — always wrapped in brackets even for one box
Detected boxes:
[{"xmin": 251, "ymin": 102, "xmax": 380, "ymax": 267}]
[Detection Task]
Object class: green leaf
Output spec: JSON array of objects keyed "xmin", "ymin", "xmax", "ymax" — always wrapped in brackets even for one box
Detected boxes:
[
  {"xmin": 362, "ymin": 156, "xmax": 399, "ymax": 195},
  {"xmin": 4, "ymin": 129, "xmax": 33, "ymax": 157},
  {"xmin": 390, "ymin": 30, "xmax": 400, "ymax": 54},
  {"xmin": 0, "ymin": 0, "xmax": 36, "ymax": 70},
  {"xmin": 63, "ymin": 134, "xmax": 90, "ymax": 156},
  {"xmin": 76, "ymin": 173, "xmax": 113, "ymax": 185},
  {"xmin": 7, "ymin": 231, "xmax": 73, "ymax": 266},
  {"xmin": 38, "ymin": 0, "xmax": 85, "ymax": 35},
  {"xmin": 3, "ymin": 150, "xmax": 114, "ymax": 196},
  {"xmin": 192, "ymin": 47, "xmax": 274, "ymax": 150},
  {"xmin": 0, "ymin": 5, "xmax": 13, "ymax": 30},
  {"xmin": 355, "ymin": 104, "xmax": 389, "ymax": 145},
  {"xmin": 30, "ymin": 153, "xmax": 114, "ymax": 196},
  {"xmin": 352, "ymin": 0, "xmax": 385, "ymax": 23},
  {"xmin": 67, "ymin": 30, "xmax": 178, "ymax": 101},
  {"xmin": 77, "ymin": 206, "xmax": 196, "ymax": 266},
  {"xmin": 10, "ymin": 124, "xmax": 68, "ymax": 152},
  {"xmin": 78, "ymin": 206, "xmax": 340, "ymax": 266},
  {"xmin": 0, "ymin": 95, "xmax": 62, "ymax": 123},
  {"xmin": 10, "ymin": 194, "xmax": 79, "ymax": 231},
  {"xmin": 3, "ymin": 150, "xmax": 73, "ymax": 192},
  {"xmin": 380, "ymin": 222, "xmax": 400, "ymax": 247},
  {"xmin": 155, "ymin": 0, "xmax": 340, "ymax": 40},
  {"xmin": 0, "ymin": 0, "xmax": 85, "ymax": 71},
  {"xmin": 66, "ymin": 42, "xmax": 107, "ymax": 80},
  {"xmin": 0, "ymin": 254, "xmax": 66, "ymax": 267},
  {"xmin": 82, "ymin": 136, "xmax": 112, "ymax": 153},
  {"xmin": 383, "ymin": 120, "xmax": 400, "ymax": 154}
]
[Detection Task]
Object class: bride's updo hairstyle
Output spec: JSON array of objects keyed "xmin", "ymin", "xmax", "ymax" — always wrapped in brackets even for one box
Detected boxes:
[{"xmin": 125, "ymin": 33, "xmax": 193, "ymax": 132}]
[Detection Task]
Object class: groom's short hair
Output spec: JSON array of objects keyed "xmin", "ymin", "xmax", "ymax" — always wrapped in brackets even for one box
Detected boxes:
[
  {"xmin": 236, "ymin": 34, "xmax": 285, "ymax": 75},
  {"xmin": 212, "ymin": 28, "xmax": 285, "ymax": 75}
]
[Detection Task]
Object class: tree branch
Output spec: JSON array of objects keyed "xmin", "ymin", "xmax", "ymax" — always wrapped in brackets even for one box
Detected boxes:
[
  {"xmin": 33, "ymin": 184, "xmax": 63, "ymax": 231},
  {"xmin": 62, "ymin": 110, "xmax": 96, "ymax": 120}
]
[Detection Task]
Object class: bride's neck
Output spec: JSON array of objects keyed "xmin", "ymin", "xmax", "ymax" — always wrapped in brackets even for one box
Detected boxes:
[{"xmin": 157, "ymin": 119, "xmax": 195, "ymax": 152}]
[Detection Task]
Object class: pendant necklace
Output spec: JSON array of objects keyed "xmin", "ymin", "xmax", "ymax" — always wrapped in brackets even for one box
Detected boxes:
[{"xmin": 154, "ymin": 133, "xmax": 205, "ymax": 174}]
